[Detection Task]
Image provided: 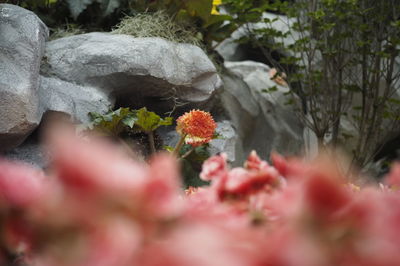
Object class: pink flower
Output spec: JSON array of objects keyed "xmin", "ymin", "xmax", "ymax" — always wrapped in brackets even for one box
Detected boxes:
[
  {"xmin": 2, "ymin": 123, "xmax": 400, "ymax": 266},
  {"xmin": 143, "ymin": 153, "xmax": 184, "ymax": 218},
  {"xmin": 384, "ymin": 163, "xmax": 400, "ymax": 188},
  {"xmin": 221, "ymin": 152, "xmax": 281, "ymax": 198},
  {"xmin": 304, "ymin": 172, "xmax": 351, "ymax": 218},
  {"xmin": 82, "ymin": 218, "xmax": 141, "ymax": 266},
  {"xmin": 0, "ymin": 160, "xmax": 45, "ymax": 207},
  {"xmin": 47, "ymin": 126, "xmax": 148, "ymax": 197},
  {"xmin": 245, "ymin": 150, "xmax": 270, "ymax": 171},
  {"xmin": 200, "ymin": 153, "xmax": 228, "ymax": 181},
  {"xmin": 224, "ymin": 167, "xmax": 279, "ymax": 195}
]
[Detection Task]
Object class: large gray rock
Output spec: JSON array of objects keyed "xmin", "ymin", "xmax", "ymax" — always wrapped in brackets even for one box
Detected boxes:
[
  {"xmin": 208, "ymin": 120, "xmax": 237, "ymax": 162},
  {"xmin": 41, "ymin": 33, "xmax": 221, "ymax": 113},
  {"xmin": 0, "ymin": 4, "xmax": 48, "ymax": 151},
  {"xmin": 219, "ymin": 61, "xmax": 304, "ymax": 164},
  {"xmin": 39, "ymin": 76, "xmax": 114, "ymax": 123},
  {"xmin": 3, "ymin": 68, "xmax": 115, "ymax": 166},
  {"xmin": 4, "ymin": 137, "xmax": 48, "ymax": 169}
]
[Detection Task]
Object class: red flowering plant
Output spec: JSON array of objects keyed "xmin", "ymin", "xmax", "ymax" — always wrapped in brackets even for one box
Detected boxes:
[
  {"xmin": 173, "ymin": 109, "xmax": 217, "ymax": 158},
  {"xmin": 1, "ymin": 125, "xmax": 400, "ymax": 265},
  {"xmin": 171, "ymin": 110, "xmax": 218, "ymax": 186}
]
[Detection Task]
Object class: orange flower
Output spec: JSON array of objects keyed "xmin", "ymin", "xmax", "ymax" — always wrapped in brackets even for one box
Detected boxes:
[{"xmin": 176, "ymin": 110, "xmax": 217, "ymax": 147}]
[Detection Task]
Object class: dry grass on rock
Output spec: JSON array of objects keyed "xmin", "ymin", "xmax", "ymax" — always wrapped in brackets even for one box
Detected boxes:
[{"xmin": 112, "ymin": 10, "xmax": 202, "ymax": 47}]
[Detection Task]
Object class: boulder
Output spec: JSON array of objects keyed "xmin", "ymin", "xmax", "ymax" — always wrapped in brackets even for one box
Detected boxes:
[
  {"xmin": 208, "ymin": 120, "xmax": 237, "ymax": 162},
  {"xmin": 4, "ymin": 137, "xmax": 48, "ymax": 169},
  {"xmin": 0, "ymin": 4, "xmax": 48, "ymax": 151},
  {"xmin": 39, "ymin": 76, "xmax": 114, "ymax": 123},
  {"xmin": 3, "ymin": 69, "xmax": 115, "ymax": 166},
  {"xmin": 218, "ymin": 61, "xmax": 304, "ymax": 164},
  {"xmin": 41, "ymin": 33, "xmax": 221, "ymax": 113}
]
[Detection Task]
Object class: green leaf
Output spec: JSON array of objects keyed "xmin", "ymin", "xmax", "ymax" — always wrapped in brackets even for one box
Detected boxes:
[
  {"xmin": 134, "ymin": 107, "xmax": 173, "ymax": 132},
  {"xmin": 121, "ymin": 113, "xmax": 137, "ymax": 128},
  {"xmin": 262, "ymin": 86, "xmax": 278, "ymax": 93},
  {"xmin": 284, "ymin": 98, "xmax": 295, "ymax": 105},
  {"xmin": 87, "ymin": 107, "xmax": 132, "ymax": 136},
  {"xmin": 180, "ymin": 144, "xmax": 210, "ymax": 162},
  {"xmin": 388, "ymin": 98, "xmax": 400, "ymax": 105},
  {"xmin": 212, "ymin": 131, "xmax": 222, "ymax": 139},
  {"xmin": 185, "ymin": 0, "xmax": 213, "ymax": 21},
  {"xmin": 204, "ymin": 14, "xmax": 232, "ymax": 28},
  {"xmin": 163, "ymin": 145, "xmax": 174, "ymax": 152}
]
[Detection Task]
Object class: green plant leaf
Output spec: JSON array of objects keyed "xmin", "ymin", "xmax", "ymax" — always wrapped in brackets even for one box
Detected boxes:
[
  {"xmin": 212, "ymin": 131, "xmax": 222, "ymax": 139},
  {"xmin": 134, "ymin": 107, "xmax": 173, "ymax": 132},
  {"xmin": 163, "ymin": 145, "xmax": 174, "ymax": 152},
  {"xmin": 204, "ymin": 14, "xmax": 232, "ymax": 28},
  {"xmin": 180, "ymin": 144, "xmax": 210, "ymax": 162},
  {"xmin": 263, "ymin": 86, "xmax": 279, "ymax": 93},
  {"xmin": 87, "ymin": 107, "xmax": 132, "ymax": 136},
  {"xmin": 121, "ymin": 113, "xmax": 137, "ymax": 128},
  {"xmin": 185, "ymin": 0, "xmax": 213, "ymax": 21}
]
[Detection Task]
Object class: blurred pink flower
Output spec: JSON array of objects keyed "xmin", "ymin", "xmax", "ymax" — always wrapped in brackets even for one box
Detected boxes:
[
  {"xmin": 0, "ymin": 160, "xmax": 45, "ymax": 207},
  {"xmin": 0, "ymin": 125, "xmax": 400, "ymax": 266},
  {"xmin": 384, "ymin": 163, "xmax": 400, "ymax": 188},
  {"xmin": 200, "ymin": 153, "xmax": 228, "ymax": 181}
]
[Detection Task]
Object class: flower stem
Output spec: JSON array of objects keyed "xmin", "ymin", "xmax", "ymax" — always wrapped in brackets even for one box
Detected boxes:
[
  {"xmin": 173, "ymin": 134, "xmax": 187, "ymax": 157},
  {"xmin": 147, "ymin": 131, "xmax": 156, "ymax": 155},
  {"xmin": 180, "ymin": 147, "xmax": 195, "ymax": 160}
]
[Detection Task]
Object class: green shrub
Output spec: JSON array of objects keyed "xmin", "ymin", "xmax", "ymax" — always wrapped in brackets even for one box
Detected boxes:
[{"xmin": 227, "ymin": 0, "xmax": 400, "ymax": 170}]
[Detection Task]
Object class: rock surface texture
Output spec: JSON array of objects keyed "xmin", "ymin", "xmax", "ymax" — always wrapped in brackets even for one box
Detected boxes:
[
  {"xmin": 39, "ymin": 77, "xmax": 113, "ymax": 123},
  {"xmin": 208, "ymin": 120, "xmax": 237, "ymax": 162},
  {"xmin": 219, "ymin": 61, "xmax": 304, "ymax": 164},
  {"xmin": 41, "ymin": 33, "xmax": 221, "ymax": 112},
  {"xmin": 0, "ymin": 4, "xmax": 48, "ymax": 151},
  {"xmin": 4, "ymin": 136, "xmax": 48, "ymax": 168}
]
